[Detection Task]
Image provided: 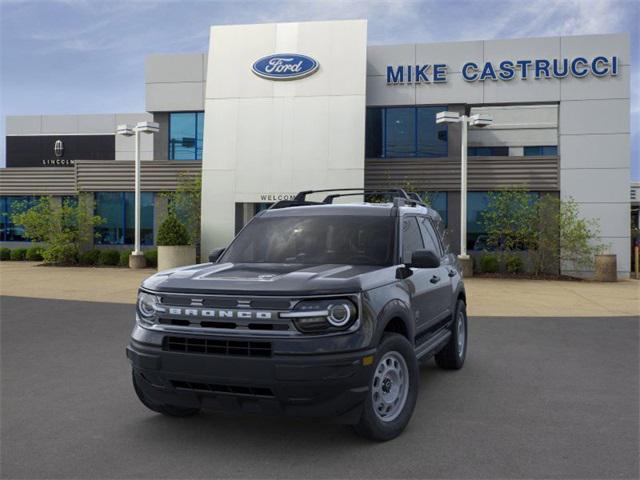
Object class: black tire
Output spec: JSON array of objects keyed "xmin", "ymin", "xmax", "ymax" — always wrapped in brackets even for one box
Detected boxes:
[
  {"xmin": 354, "ymin": 333, "xmax": 419, "ymax": 441},
  {"xmin": 132, "ymin": 372, "xmax": 200, "ymax": 417},
  {"xmin": 435, "ymin": 299, "xmax": 467, "ymax": 370}
]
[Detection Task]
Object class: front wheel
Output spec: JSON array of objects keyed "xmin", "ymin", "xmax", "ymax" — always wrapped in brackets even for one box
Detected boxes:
[
  {"xmin": 435, "ymin": 299, "xmax": 467, "ymax": 370},
  {"xmin": 354, "ymin": 333, "xmax": 419, "ymax": 441}
]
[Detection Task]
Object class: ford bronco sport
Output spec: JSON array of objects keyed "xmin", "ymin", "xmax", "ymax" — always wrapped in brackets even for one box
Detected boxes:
[{"xmin": 127, "ymin": 189, "xmax": 467, "ymax": 441}]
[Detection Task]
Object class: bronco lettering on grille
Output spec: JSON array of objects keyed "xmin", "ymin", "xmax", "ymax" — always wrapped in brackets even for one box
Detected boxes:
[{"xmin": 163, "ymin": 307, "xmax": 273, "ymax": 320}]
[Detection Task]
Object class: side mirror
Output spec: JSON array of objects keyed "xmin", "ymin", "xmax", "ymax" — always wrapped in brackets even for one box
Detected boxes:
[
  {"xmin": 407, "ymin": 249, "xmax": 440, "ymax": 269},
  {"xmin": 208, "ymin": 248, "xmax": 225, "ymax": 263}
]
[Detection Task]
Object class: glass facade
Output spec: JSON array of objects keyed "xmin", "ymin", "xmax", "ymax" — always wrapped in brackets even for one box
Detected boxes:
[
  {"xmin": 524, "ymin": 145, "xmax": 558, "ymax": 156},
  {"xmin": 95, "ymin": 192, "xmax": 154, "ymax": 245},
  {"xmin": 425, "ymin": 192, "xmax": 448, "ymax": 226},
  {"xmin": 467, "ymin": 191, "xmax": 540, "ymax": 251},
  {"xmin": 169, "ymin": 112, "xmax": 204, "ymax": 160},
  {"xmin": 366, "ymin": 106, "xmax": 448, "ymax": 158},
  {"xmin": 0, "ymin": 196, "xmax": 39, "ymax": 242},
  {"xmin": 468, "ymin": 146, "xmax": 509, "ymax": 156}
]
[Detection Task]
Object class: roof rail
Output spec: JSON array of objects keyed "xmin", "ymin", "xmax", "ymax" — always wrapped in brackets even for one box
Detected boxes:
[{"xmin": 269, "ymin": 187, "xmax": 427, "ymax": 210}]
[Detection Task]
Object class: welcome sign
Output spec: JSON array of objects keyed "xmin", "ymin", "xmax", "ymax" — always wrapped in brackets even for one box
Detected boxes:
[{"xmin": 386, "ymin": 55, "xmax": 620, "ymax": 84}]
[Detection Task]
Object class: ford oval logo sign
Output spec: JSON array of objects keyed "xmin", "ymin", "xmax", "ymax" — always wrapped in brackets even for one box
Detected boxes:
[{"xmin": 252, "ymin": 53, "xmax": 319, "ymax": 80}]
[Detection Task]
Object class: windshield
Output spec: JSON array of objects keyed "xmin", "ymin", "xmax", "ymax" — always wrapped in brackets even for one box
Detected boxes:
[{"xmin": 220, "ymin": 215, "xmax": 396, "ymax": 266}]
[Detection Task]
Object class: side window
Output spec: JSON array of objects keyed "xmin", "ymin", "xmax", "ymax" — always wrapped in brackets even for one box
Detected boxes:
[
  {"xmin": 419, "ymin": 217, "xmax": 443, "ymax": 257},
  {"xmin": 402, "ymin": 217, "xmax": 424, "ymax": 263}
]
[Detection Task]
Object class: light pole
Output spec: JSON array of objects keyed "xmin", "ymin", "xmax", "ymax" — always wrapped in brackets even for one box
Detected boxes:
[
  {"xmin": 436, "ymin": 111, "xmax": 492, "ymax": 276},
  {"xmin": 116, "ymin": 121, "xmax": 159, "ymax": 268}
]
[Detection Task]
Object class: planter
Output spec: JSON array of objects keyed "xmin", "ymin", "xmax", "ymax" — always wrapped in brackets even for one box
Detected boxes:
[
  {"xmin": 594, "ymin": 254, "xmax": 617, "ymax": 282},
  {"xmin": 158, "ymin": 245, "xmax": 196, "ymax": 271}
]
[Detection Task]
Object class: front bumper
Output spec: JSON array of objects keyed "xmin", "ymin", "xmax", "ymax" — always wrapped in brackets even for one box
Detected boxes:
[{"xmin": 127, "ymin": 334, "xmax": 376, "ymax": 423}]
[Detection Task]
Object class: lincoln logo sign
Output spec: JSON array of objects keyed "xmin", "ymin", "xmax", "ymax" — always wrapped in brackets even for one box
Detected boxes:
[
  {"xmin": 386, "ymin": 55, "xmax": 620, "ymax": 84},
  {"xmin": 252, "ymin": 53, "xmax": 319, "ymax": 80},
  {"xmin": 54, "ymin": 139, "xmax": 64, "ymax": 158}
]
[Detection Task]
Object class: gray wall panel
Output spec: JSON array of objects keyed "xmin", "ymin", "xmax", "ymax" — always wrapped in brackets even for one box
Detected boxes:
[
  {"xmin": 365, "ymin": 156, "xmax": 559, "ymax": 191},
  {"xmin": 0, "ymin": 168, "xmax": 76, "ymax": 195},
  {"xmin": 41, "ymin": 115, "xmax": 79, "ymax": 134},
  {"xmin": 146, "ymin": 53, "xmax": 205, "ymax": 83},
  {"xmin": 75, "ymin": 160, "xmax": 201, "ymax": 192},
  {"xmin": 6, "ymin": 116, "xmax": 42, "ymax": 135}
]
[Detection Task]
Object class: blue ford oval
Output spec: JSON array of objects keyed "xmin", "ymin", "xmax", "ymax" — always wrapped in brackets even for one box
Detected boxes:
[{"xmin": 252, "ymin": 53, "xmax": 319, "ymax": 80}]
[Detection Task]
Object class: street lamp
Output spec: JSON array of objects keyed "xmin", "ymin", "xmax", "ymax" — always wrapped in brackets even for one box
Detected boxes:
[
  {"xmin": 436, "ymin": 111, "xmax": 492, "ymax": 275},
  {"xmin": 116, "ymin": 121, "xmax": 159, "ymax": 268}
]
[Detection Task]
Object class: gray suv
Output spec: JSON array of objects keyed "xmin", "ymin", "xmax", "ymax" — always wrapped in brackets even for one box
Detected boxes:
[{"xmin": 127, "ymin": 189, "xmax": 467, "ymax": 441}]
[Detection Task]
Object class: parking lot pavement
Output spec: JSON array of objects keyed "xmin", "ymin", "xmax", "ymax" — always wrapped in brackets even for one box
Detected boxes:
[{"xmin": 1, "ymin": 296, "xmax": 638, "ymax": 480}]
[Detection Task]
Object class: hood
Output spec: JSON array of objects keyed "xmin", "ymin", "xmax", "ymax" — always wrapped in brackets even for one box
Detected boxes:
[{"xmin": 141, "ymin": 262, "xmax": 397, "ymax": 296}]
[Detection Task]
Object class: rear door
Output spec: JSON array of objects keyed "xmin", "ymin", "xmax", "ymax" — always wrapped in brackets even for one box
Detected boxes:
[
  {"xmin": 400, "ymin": 216, "xmax": 439, "ymax": 334},
  {"xmin": 418, "ymin": 216, "xmax": 453, "ymax": 328}
]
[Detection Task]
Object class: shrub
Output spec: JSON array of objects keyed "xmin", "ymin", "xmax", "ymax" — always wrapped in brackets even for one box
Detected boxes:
[
  {"xmin": 505, "ymin": 254, "xmax": 524, "ymax": 274},
  {"xmin": 11, "ymin": 196, "xmax": 104, "ymax": 265},
  {"xmin": 79, "ymin": 249, "xmax": 101, "ymax": 266},
  {"xmin": 119, "ymin": 250, "xmax": 130, "ymax": 267},
  {"xmin": 10, "ymin": 248, "xmax": 27, "ymax": 261},
  {"xmin": 163, "ymin": 174, "xmax": 201, "ymax": 246},
  {"xmin": 0, "ymin": 248, "xmax": 10, "ymax": 261},
  {"xmin": 144, "ymin": 249, "xmax": 158, "ymax": 268},
  {"xmin": 25, "ymin": 246, "xmax": 44, "ymax": 261},
  {"xmin": 43, "ymin": 244, "xmax": 78, "ymax": 265},
  {"xmin": 157, "ymin": 214, "xmax": 190, "ymax": 246},
  {"xmin": 99, "ymin": 249, "xmax": 120, "ymax": 266},
  {"xmin": 479, "ymin": 254, "xmax": 499, "ymax": 273}
]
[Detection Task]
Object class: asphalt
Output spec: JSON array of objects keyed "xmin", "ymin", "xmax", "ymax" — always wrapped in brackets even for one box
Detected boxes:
[{"xmin": 1, "ymin": 296, "xmax": 638, "ymax": 480}]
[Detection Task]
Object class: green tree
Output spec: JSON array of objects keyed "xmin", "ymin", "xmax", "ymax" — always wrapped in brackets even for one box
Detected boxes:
[
  {"xmin": 163, "ymin": 173, "xmax": 201, "ymax": 246},
  {"xmin": 11, "ymin": 196, "xmax": 104, "ymax": 265},
  {"xmin": 530, "ymin": 195, "xmax": 605, "ymax": 274},
  {"xmin": 480, "ymin": 188, "xmax": 537, "ymax": 252}
]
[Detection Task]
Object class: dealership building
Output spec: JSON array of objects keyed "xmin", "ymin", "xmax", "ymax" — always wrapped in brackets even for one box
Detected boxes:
[{"xmin": 0, "ymin": 20, "xmax": 632, "ymax": 277}]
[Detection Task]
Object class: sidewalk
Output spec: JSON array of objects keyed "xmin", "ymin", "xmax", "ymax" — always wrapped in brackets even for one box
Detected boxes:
[{"xmin": 0, "ymin": 262, "xmax": 638, "ymax": 317}]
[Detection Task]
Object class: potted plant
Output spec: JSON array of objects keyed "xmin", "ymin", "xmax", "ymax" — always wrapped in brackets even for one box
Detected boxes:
[
  {"xmin": 594, "ymin": 246, "xmax": 617, "ymax": 282},
  {"xmin": 156, "ymin": 214, "xmax": 195, "ymax": 271}
]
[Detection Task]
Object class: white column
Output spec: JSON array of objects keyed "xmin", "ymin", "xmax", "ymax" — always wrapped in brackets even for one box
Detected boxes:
[
  {"xmin": 459, "ymin": 116, "xmax": 468, "ymax": 258},
  {"xmin": 134, "ymin": 129, "xmax": 141, "ymax": 255}
]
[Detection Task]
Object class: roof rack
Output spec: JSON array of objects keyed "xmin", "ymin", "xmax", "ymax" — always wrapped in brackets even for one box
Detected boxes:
[{"xmin": 270, "ymin": 188, "xmax": 427, "ymax": 209}]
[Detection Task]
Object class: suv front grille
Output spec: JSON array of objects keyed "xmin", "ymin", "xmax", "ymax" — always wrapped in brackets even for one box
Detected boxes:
[
  {"xmin": 171, "ymin": 380, "xmax": 274, "ymax": 397},
  {"xmin": 163, "ymin": 336, "xmax": 272, "ymax": 357}
]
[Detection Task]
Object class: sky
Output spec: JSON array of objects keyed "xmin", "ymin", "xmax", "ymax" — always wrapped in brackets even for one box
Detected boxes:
[{"xmin": 1, "ymin": 0, "xmax": 638, "ymax": 178}]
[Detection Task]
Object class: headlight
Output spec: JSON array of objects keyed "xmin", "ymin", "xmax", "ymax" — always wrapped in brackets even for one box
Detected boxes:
[
  {"xmin": 137, "ymin": 291, "xmax": 160, "ymax": 326},
  {"xmin": 281, "ymin": 298, "xmax": 358, "ymax": 333}
]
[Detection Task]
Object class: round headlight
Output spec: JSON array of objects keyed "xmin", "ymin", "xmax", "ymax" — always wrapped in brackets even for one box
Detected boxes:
[
  {"xmin": 137, "ymin": 292, "xmax": 158, "ymax": 319},
  {"xmin": 327, "ymin": 302, "xmax": 354, "ymax": 327}
]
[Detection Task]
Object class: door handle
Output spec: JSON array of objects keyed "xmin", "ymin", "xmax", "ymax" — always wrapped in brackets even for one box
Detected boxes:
[{"xmin": 430, "ymin": 275, "xmax": 440, "ymax": 284}]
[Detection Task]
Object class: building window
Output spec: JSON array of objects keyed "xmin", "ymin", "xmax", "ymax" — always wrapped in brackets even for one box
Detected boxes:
[
  {"xmin": 169, "ymin": 112, "xmax": 204, "ymax": 160},
  {"xmin": 524, "ymin": 145, "xmax": 558, "ymax": 156},
  {"xmin": 365, "ymin": 106, "xmax": 448, "ymax": 158},
  {"xmin": 424, "ymin": 191, "xmax": 448, "ymax": 226},
  {"xmin": 95, "ymin": 192, "xmax": 154, "ymax": 245},
  {"xmin": 467, "ymin": 191, "xmax": 540, "ymax": 251},
  {"xmin": 0, "ymin": 196, "xmax": 39, "ymax": 242},
  {"xmin": 468, "ymin": 146, "xmax": 509, "ymax": 156}
]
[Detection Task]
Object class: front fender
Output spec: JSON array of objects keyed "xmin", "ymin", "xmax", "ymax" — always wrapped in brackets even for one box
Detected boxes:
[{"xmin": 375, "ymin": 298, "xmax": 415, "ymax": 345}]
